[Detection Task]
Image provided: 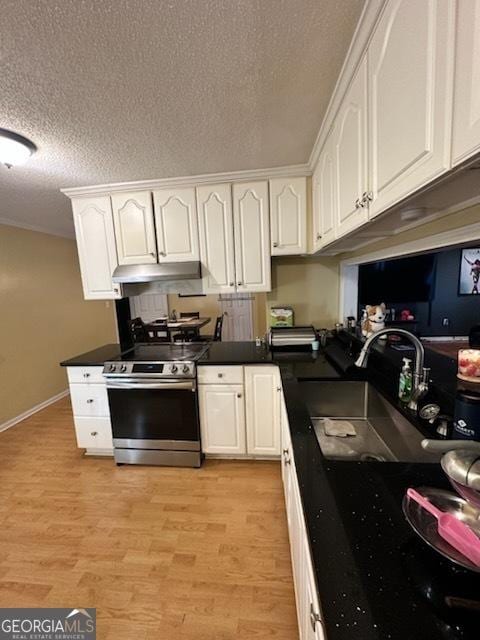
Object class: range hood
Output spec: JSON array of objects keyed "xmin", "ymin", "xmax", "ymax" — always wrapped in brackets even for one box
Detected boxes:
[{"xmin": 112, "ymin": 261, "xmax": 201, "ymax": 284}]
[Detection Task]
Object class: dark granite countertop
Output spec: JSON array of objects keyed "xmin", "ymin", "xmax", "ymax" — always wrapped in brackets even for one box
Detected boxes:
[
  {"xmin": 280, "ymin": 369, "xmax": 480, "ymax": 640},
  {"xmin": 60, "ymin": 343, "xmax": 126, "ymax": 367},
  {"xmin": 198, "ymin": 341, "xmax": 274, "ymax": 364}
]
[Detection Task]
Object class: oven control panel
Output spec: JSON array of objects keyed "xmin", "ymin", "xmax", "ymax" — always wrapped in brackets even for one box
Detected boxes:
[{"xmin": 103, "ymin": 361, "xmax": 195, "ymax": 378}]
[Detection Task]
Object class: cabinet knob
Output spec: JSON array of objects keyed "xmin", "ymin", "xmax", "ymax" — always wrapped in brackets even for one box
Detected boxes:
[
  {"xmin": 218, "ymin": 373, "xmax": 223, "ymax": 378},
  {"xmin": 273, "ymin": 242, "xmax": 279, "ymax": 248},
  {"xmin": 83, "ymin": 373, "xmax": 90, "ymax": 378},
  {"xmin": 90, "ymin": 431, "xmax": 98, "ymax": 436},
  {"xmin": 229, "ymin": 282, "xmax": 234, "ymax": 287},
  {"xmin": 159, "ymin": 251, "xmax": 166, "ymax": 257},
  {"xmin": 237, "ymin": 393, "xmax": 242, "ymax": 399},
  {"xmin": 86, "ymin": 398, "xmax": 94, "ymax": 404},
  {"xmin": 149, "ymin": 251, "xmax": 156, "ymax": 257},
  {"xmin": 237, "ymin": 282, "xmax": 242, "ymax": 286},
  {"xmin": 310, "ymin": 603, "xmax": 322, "ymax": 631},
  {"xmin": 316, "ymin": 233, "xmax": 322, "ymax": 240}
]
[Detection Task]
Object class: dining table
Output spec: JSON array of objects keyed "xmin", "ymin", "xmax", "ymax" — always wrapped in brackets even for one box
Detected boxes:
[{"xmin": 144, "ymin": 317, "xmax": 211, "ymax": 341}]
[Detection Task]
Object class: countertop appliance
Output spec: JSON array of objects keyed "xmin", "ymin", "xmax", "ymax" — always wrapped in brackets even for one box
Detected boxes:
[
  {"xmin": 103, "ymin": 343, "xmax": 209, "ymax": 467},
  {"xmin": 268, "ymin": 325, "xmax": 317, "ymax": 349}
]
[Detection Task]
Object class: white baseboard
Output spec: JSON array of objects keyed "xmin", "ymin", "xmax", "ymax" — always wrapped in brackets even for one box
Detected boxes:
[{"xmin": 0, "ymin": 389, "xmax": 70, "ymax": 433}]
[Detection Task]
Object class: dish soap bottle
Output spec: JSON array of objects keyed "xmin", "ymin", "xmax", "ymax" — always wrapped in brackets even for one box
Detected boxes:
[{"xmin": 398, "ymin": 358, "xmax": 413, "ymax": 403}]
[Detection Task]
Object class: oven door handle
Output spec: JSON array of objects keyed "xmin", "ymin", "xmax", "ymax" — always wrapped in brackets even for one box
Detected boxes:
[{"xmin": 106, "ymin": 379, "xmax": 196, "ymax": 391}]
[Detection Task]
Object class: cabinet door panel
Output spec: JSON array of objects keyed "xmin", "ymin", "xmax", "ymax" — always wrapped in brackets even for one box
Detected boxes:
[
  {"xmin": 369, "ymin": 0, "xmax": 454, "ymax": 217},
  {"xmin": 111, "ymin": 191, "xmax": 157, "ymax": 265},
  {"xmin": 312, "ymin": 132, "xmax": 336, "ymax": 251},
  {"xmin": 197, "ymin": 184, "xmax": 236, "ymax": 294},
  {"xmin": 153, "ymin": 187, "xmax": 199, "ymax": 262},
  {"xmin": 245, "ymin": 366, "xmax": 281, "ymax": 456},
  {"xmin": 334, "ymin": 56, "xmax": 368, "ymax": 237},
  {"xmin": 72, "ymin": 196, "xmax": 121, "ymax": 299},
  {"xmin": 452, "ymin": 0, "xmax": 480, "ymax": 164},
  {"xmin": 270, "ymin": 177, "xmax": 307, "ymax": 255},
  {"xmin": 198, "ymin": 384, "xmax": 246, "ymax": 454},
  {"xmin": 233, "ymin": 181, "xmax": 271, "ymax": 293}
]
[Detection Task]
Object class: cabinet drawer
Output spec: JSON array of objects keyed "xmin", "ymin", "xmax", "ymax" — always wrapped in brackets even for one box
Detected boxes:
[
  {"xmin": 73, "ymin": 416, "xmax": 113, "ymax": 450},
  {"xmin": 67, "ymin": 366, "xmax": 105, "ymax": 384},
  {"xmin": 197, "ymin": 365, "xmax": 244, "ymax": 385},
  {"xmin": 70, "ymin": 383, "xmax": 110, "ymax": 417}
]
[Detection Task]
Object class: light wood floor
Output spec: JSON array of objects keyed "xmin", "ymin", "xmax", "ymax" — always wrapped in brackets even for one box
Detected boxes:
[{"xmin": 0, "ymin": 397, "xmax": 298, "ymax": 639}]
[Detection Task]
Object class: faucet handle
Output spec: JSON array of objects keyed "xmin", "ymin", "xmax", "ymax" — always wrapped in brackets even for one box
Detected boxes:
[{"xmin": 421, "ymin": 367, "xmax": 431, "ymax": 383}]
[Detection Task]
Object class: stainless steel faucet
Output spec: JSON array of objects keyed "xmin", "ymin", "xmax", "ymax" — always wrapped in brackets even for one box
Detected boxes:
[{"xmin": 354, "ymin": 328, "xmax": 430, "ymax": 412}]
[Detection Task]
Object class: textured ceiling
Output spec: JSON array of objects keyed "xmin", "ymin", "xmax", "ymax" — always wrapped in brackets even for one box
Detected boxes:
[{"xmin": 0, "ymin": 0, "xmax": 364, "ymax": 236}]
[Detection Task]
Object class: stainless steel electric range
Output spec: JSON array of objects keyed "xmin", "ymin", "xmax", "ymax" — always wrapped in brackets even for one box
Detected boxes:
[{"xmin": 103, "ymin": 343, "xmax": 209, "ymax": 467}]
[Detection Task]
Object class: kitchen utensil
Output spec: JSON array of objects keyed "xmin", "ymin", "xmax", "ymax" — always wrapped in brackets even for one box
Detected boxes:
[
  {"xmin": 421, "ymin": 439, "xmax": 480, "ymax": 454},
  {"xmin": 441, "ymin": 450, "xmax": 480, "ymax": 491},
  {"xmin": 406, "ymin": 488, "xmax": 480, "ymax": 566},
  {"xmin": 403, "ymin": 487, "xmax": 480, "ymax": 572}
]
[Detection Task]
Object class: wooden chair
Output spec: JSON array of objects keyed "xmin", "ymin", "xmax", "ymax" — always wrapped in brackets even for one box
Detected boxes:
[
  {"xmin": 194, "ymin": 315, "xmax": 223, "ymax": 342},
  {"xmin": 147, "ymin": 321, "xmax": 171, "ymax": 343},
  {"xmin": 213, "ymin": 315, "xmax": 223, "ymax": 341},
  {"xmin": 175, "ymin": 311, "xmax": 200, "ymax": 341},
  {"xmin": 130, "ymin": 317, "xmax": 149, "ymax": 343}
]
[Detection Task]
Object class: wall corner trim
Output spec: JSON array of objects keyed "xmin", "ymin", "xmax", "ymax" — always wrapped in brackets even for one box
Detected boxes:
[{"xmin": 0, "ymin": 389, "xmax": 70, "ymax": 434}]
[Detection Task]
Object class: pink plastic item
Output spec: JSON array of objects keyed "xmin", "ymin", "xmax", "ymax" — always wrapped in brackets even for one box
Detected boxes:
[{"xmin": 407, "ymin": 488, "xmax": 480, "ymax": 567}]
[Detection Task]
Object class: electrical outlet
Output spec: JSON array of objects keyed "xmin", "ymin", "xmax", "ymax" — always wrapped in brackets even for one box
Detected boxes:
[{"xmin": 442, "ymin": 317, "xmax": 449, "ymax": 326}]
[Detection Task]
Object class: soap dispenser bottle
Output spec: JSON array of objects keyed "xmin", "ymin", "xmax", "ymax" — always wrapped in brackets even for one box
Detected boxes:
[{"xmin": 399, "ymin": 358, "xmax": 413, "ymax": 403}]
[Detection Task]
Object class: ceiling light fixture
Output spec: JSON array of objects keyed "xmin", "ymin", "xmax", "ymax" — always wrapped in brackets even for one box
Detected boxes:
[{"xmin": 0, "ymin": 128, "xmax": 37, "ymax": 168}]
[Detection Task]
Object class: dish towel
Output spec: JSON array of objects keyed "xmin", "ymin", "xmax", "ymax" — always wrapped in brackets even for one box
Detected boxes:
[{"xmin": 323, "ymin": 418, "xmax": 357, "ymax": 438}]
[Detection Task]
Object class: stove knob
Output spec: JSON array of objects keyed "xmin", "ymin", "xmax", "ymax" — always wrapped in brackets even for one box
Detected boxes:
[
  {"xmin": 109, "ymin": 364, "xmax": 116, "ymax": 372},
  {"xmin": 171, "ymin": 364, "xmax": 178, "ymax": 374},
  {"xmin": 120, "ymin": 364, "xmax": 127, "ymax": 372},
  {"xmin": 183, "ymin": 365, "xmax": 190, "ymax": 374}
]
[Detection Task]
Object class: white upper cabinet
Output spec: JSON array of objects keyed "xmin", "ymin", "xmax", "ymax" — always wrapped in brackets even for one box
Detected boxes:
[
  {"xmin": 111, "ymin": 191, "xmax": 157, "ymax": 265},
  {"xmin": 245, "ymin": 366, "xmax": 281, "ymax": 456},
  {"xmin": 368, "ymin": 0, "xmax": 455, "ymax": 218},
  {"xmin": 452, "ymin": 0, "xmax": 480, "ymax": 165},
  {"xmin": 71, "ymin": 196, "xmax": 121, "ymax": 300},
  {"xmin": 334, "ymin": 56, "xmax": 369, "ymax": 237},
  {"xmin": 312, "ymin": 131, "xmax": 336, "ymax": 251},
  {"xmin": 233, "ymin": 181, "xmax": 271, "ymax": 292},
  {"xmin": 197, "ymin": 183, "xmax": 236, "ymax": 294},
  {"xmin": 153, "ymin": 187, "xmax": 200, "ymax": 262},
  {"xmin": 269, "ymin": 177, "xmax": 307, "ymax": 255}
]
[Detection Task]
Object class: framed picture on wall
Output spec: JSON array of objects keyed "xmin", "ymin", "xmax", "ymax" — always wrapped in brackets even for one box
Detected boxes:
[{"xmin": 459, "ymin": 247, "xmax": 480, "ymax": 295}]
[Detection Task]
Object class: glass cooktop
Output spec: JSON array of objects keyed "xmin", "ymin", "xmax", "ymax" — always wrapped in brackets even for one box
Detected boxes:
[{"xmin": 116, "ymin": 343, "xmax": 210, "ymax": 362}]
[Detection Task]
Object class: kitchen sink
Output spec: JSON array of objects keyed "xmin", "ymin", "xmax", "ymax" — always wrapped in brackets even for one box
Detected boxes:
[{"xmin": 299, "ymin": 381, "xmax": 438, "ymax": 463}]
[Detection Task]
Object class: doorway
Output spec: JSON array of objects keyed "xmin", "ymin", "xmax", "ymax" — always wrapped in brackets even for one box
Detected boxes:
[
  {"xmin": 219, "ymin": 294, "xmax": 255, "ymax": 341},
  {"xmin": 130, "ymin": 293, "xmax": 169, "ymax": 322}
]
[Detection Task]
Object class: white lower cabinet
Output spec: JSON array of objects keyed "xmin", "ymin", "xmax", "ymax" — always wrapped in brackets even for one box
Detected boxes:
[
  {"xmin": 245, "ymin": 365, "xmax": 281, "ymax": 456},
  {"xmin": 198, "ymin": 365, "xmax": 281, "ymax": 457},
  {"xmin": 66, "ymin": 367, "xmax": 113, "ymax": 454},
  {"xmin": 281, "ymin": 393, "xmax": 324, "ymax": 640},
  {"xmin": 198, "ymin": 384, "xmax": 246, "ymax": 455}
]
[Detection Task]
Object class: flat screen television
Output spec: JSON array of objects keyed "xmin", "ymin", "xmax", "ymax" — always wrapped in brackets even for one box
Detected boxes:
[{"xmin": 358, "ymin": 253, "xmax": 436, "ymax": 304}]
